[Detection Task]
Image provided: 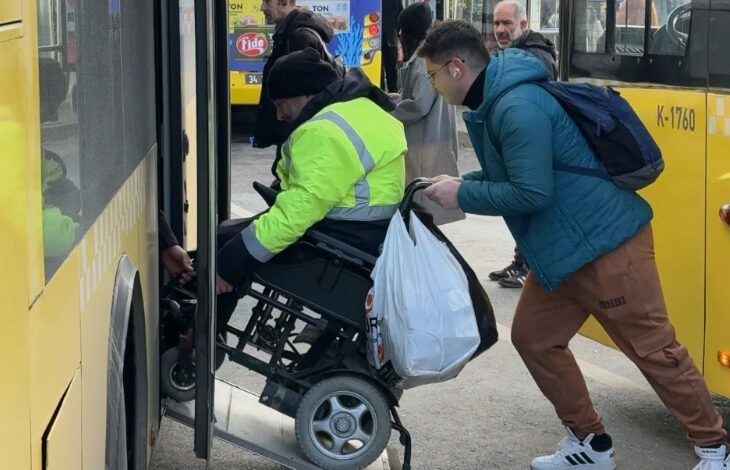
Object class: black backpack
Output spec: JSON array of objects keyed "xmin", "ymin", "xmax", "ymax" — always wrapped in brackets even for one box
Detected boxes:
[{"xmin": 487, "ymin": 81, "xmax": 664, "ymax": 191}]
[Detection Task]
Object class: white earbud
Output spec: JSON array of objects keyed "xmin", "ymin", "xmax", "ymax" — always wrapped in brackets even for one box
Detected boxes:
[{"xmin": 452, "ymin": 69, "xmax": 457, "ymax": 78}]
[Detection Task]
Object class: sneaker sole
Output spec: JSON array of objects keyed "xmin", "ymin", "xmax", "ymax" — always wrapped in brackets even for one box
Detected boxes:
[{"xmin": 530, "ymin": 463, "xmax": 616, "ymax": 470}]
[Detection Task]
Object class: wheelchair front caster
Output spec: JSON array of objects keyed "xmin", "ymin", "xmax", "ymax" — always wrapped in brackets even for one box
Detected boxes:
[
  {"xmin": 160, "ymin": 347, "xmax": 197, "ymax": 402},
  {"xmin": 295, "ymin": 375, "xmax": 391, "ymax": 470}
]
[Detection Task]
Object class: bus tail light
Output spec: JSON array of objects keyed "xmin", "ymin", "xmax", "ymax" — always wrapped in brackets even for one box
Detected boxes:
[
  {"xmin": 369, "ymin": 24, "xmax": 380, "ymax": 36},
  {"xmin": 719, "ymin": 350, "xmax": 730, "ymax": 368},
  {"xmin": 369, "ymin": 12, "xmax": 380, "ymax": 23}
]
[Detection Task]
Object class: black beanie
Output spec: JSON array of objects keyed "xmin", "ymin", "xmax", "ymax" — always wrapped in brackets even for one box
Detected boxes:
[
  {"xmin": 268, "ymin": 47, "xmax": 340, "ymax": 100},
  {"xmin": 398, "ymin": 2, "xmax": 432, "ymax": 39}
]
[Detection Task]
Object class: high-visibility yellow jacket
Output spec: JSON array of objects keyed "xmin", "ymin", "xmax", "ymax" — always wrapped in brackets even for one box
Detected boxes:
[{"xmin": 243, "ymin": 97, "xmax": 407, "ymax": 262}]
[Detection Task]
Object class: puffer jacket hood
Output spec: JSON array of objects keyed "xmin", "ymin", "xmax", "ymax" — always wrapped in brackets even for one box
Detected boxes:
[
  {"xmin": 479, "ymin": 47, "xmax": 550, "ymax": 113},
  {"xmin": 275, "ymin": 8, "xmax": 334, "ymax": 43}
]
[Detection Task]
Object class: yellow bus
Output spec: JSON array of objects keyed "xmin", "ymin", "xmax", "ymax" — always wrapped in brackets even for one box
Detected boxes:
[
  {"xmin": 558, "ymin": 0, "xmax": 730, "ymax": 397},
  {"xmin": 0, "ymin": 0, "xmax": 224, "ymax": 465},
  {"xmin": 228, "ymin": 0, "xmax": 384, "ymax": 109}
]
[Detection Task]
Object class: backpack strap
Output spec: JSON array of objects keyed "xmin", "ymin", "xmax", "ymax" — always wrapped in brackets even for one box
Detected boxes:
[
  {"xmin": 291, "ymin": 27, "xmax": 330, "ymax": 59},
  {"xmin": 486, "ymin": 81, "xmax": 611, "ymax": 181},
  {"xmin": 485, "ymin": 82, "xmax": 531, "ymax": 153}
]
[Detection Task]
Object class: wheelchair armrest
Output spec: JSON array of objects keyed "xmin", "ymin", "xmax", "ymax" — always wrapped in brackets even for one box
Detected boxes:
[
  {"xmin": 304, "ymin": 229, "xmax": 379, "ymax": 267},
  {"xmin": 253, "ymin": 181, "xmax": 280, "ymax": 207}
]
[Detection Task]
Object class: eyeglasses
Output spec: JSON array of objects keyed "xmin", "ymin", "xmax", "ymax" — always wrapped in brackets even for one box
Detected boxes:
[
  {"xmin": 426, "ymin": 59, "xmax": 455, "ymax": 82},
  {"xmin": 426, "ymin": 58, "xmax": 466, "ymax": 82}
]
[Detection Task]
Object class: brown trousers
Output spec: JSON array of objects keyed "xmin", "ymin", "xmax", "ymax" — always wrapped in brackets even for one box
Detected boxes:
[{"xmin": 511, "ymin": 224, "xmax": 726, "ymax": 446}]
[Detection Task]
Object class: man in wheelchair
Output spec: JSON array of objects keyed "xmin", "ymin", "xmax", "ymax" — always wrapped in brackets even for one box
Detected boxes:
[{"xmin": 215, "ymin": 47, "xmax": 407, "ymax": 335}]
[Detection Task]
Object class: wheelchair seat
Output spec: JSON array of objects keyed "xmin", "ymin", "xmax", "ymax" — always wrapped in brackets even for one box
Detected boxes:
[{"xmin": 252, "ymin": 230, "xmax": 375, "ymax": 330}]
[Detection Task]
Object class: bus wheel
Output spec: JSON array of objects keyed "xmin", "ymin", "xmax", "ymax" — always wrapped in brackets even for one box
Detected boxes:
[
  {"xmin": 160, "ymin": 347, "xmax": 196, "ymax": 402},
  {"xmin": 295, "ymin": 376, "xmax": 391, "ymax": 470}
]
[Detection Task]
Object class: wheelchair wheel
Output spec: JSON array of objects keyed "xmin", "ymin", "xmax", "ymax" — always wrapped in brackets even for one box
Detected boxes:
[
  {"xmin": 160, "ymin": 347, "xmax": 197, "ymax": 402},
  {"xmin": 295, "ymin": 376, "xmax": 391, "ymax": 470}
]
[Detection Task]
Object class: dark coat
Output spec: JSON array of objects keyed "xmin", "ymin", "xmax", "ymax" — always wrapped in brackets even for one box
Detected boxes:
[
  {"xmin": 512, "ymin": 29, "xmax": 558, "ymax": 80},
  {"xmin": 381, "ymin": 0, "xmax": 404, "ymax": 47},
  {"xmin": 253, "ymin": 9, "xmax": 334, "ymax": 148}
]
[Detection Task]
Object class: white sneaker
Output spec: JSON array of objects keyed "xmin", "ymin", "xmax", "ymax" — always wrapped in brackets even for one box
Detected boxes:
[
  {"xmin": 531, "ymin": 427, "xmax": 617, "ymax": 470},
  {"xmin": 693, "ymin": 445, "xmax": 729, "ymax": 470}
]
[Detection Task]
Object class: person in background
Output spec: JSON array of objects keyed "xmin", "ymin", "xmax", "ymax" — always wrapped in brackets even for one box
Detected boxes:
[
  {"xmin": 252, "ymin": 0, "xmax": 335, "ymax": 149},
  {"xmin": 493, "ymin": 1, "xmax": 557, "ymax": 84},
  {"xmin": 381, "ymin": 0, "xmax": 404, "ymax": 92},
  {"xmin": 390, "ymin": 2, "xmax": 463, "ymax": 225}
]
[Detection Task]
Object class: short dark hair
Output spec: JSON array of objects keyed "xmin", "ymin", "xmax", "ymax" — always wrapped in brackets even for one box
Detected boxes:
[{"xmin": 418, "ymin": 20, "xmax": 490, "ymax": 71}]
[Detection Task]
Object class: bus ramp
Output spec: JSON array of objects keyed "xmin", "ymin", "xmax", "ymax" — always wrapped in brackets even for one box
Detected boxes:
[{"xmin": 166, "ymin": 378, "xmax": 397, "ymax": 470}]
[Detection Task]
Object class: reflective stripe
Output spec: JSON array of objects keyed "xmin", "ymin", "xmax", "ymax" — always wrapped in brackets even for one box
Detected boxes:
[
  {"xmin": 308, "ymin": 110, "xmax": 385, "ymax": 219},
  {"xmin": 326, "ymin": 204, "xmax": 398, "ymax": 221},
  {"xmin": 354, "ymin": 179, "xmax": 370, "ymax": 206},
  {"xmin": 309, "ymin": 111, "xmax": 376, "ymax": 172},
  {"xmin": 281, "ymin": 138, "xmax": 292, "ymax": 172},
  {"xmin": 242, "ymin": 223, "xmax": 275, "ymax": 262}
]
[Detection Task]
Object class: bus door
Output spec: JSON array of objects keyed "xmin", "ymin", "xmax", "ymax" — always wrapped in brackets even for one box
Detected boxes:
[
  {"xmin": 703, "ymin": 1, "xmax": 730, "ymax": 397},
  {"xmin": 189, "ymin": 0, "xmax": 222, "ymax": 458},
  {"xmin": 559, "ymin": 0, "xmax": 709, "ymax": 368}
]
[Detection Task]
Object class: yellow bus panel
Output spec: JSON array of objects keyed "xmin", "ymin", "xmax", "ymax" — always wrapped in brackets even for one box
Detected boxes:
[
  {"xmin": 704, "ymin": 92, "xmax": 730, "ymax": 397},
  {"xmin": 230, "ymin": 52, "xmax": 382, "ymax": 108},
  {"xmin": 78, "ymin": 159, "xmax": 153, "ymax": 469},
  {"xmin": 0, "ymin": 0, "xmax": 22, "ymax": 24},
  {"xmin": 580, "ymin": 88, "xmax": 707, "ymax": 367},
  {"xmin": 230, "ymin": 71, "xmax": 262, "ymax": 106},
  {"xmin": 28, "ymin": 248, "xmax": 81, "ymax": 468},
  {"xmin": 45, "ymin": 371, "xmax": 82, "ymax": 470},
  {"xmin": 0, "ymin": 107, "xmax": 32, "ymax": 470}
]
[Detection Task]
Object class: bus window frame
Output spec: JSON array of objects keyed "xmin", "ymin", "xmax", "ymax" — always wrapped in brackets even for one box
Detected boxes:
[{"xmin": 561, "ymin": 0, "xmax": 710, "ymax": 88}]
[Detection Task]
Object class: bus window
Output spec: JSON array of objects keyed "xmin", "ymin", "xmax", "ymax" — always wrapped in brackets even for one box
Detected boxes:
[
  {"xmin": 527, "ymin": 0, "xmax": 560, "ymax": 48},
  {"xmin": 647, "ymin": 1, "xmax": 691, "ymax": 56},
  {"xmin": 37, "ymin": 0, "xmax": 157, "ymax": 279},
  {"xmin": 573, "ymin": 0, "xmax": 605, "ymax": 53},
  {"xmin": 614, "ymin": 0, "xmax": 652, "ymax": 54}
]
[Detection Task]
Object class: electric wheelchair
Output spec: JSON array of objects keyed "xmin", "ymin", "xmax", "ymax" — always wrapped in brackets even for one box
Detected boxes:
[{"xmin": 158, "ymin": 181, "xmax": 440, "ymax": 470}]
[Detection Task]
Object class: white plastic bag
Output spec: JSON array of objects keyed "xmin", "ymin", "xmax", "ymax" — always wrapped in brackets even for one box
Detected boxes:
[{"xmin": 366, "ymin": 211, "xmax": 480, "ymax": 389}]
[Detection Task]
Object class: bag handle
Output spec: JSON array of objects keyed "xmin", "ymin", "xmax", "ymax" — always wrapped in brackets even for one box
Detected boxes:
[{"xmin": 399, "ymin": 178, "xmax": 431, "ymax": 217}]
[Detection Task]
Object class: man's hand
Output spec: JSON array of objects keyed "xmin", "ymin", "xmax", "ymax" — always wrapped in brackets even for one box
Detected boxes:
[
  {"xmin": 428, "ymin": 174, "xmax": 463, "ymax": 184},
  {"xmin": 216, "ymin": 274, "xmax": 234, "ymax": 295},
  {"xmin": 423, "ymin": 179, "xmax": 462, "ymax": 210},
  {"xmin": 161, "ymin": 245, "xmax": 196, "ymax": 284}
]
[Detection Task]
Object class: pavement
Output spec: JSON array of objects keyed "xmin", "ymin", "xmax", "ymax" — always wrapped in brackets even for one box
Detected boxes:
[
  {"xmin": 149, "ymin": 131, "xmax": 730, "ymax": 470},
  {"xmin": 456, "ymin": 105, "xmax": 472, "ymax": 148}
]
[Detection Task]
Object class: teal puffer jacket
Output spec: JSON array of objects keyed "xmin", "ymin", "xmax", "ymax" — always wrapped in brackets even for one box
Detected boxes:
[{"xmin": 457, "ymin": 48, "xmax": 653, "ymax": 291}]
